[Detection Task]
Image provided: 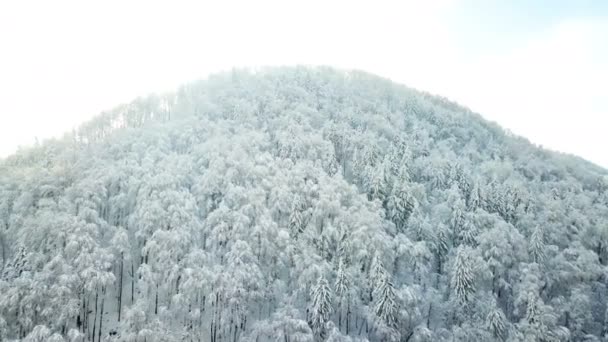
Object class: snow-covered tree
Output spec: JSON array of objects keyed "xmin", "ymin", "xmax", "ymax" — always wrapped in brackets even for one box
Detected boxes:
[
  {"xmin": 334, "ymin": 258, "xmax": 352, "ymax": 333},
  {"xmin": 529, "ymin": 226, "xmax": 546, "ymax": 264},
  {"xmin": 310, "ymin": 276, "xmax": 333, "ymax": 339},
  {"xmin": 451, "ymin": 247, "xmax": 475, "ymax": 304},
  {"xmin": 372, "ymin": 267, "xmax": 398, "ymax": 330},
  {"xmin": 486, "ymin": 304, "xmax": 507, "ymax": 340}
]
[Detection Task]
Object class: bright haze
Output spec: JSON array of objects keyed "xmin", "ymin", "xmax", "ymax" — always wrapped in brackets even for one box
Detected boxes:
[{"xmin": 1, "ymin": 0, "xmax": 607, "ymax": 167}]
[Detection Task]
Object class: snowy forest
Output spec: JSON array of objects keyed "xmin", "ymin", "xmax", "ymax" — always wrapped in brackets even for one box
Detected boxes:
[{"xmin": 1, "ymin": 66, "xmax": 608, "ymax": 342}]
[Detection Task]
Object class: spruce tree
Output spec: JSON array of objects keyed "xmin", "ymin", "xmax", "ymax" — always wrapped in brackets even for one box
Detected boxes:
[
  {"xmin": 373, "ymin": 268, "xmax": 398, "ymax": 329},
  {"xmin": 451, "ymin": 247, "xmax": 475, "ymax": 304},
  {"xmin": 487, "ymin": 305, "xmax": 507, "ymax": 340},
  {"xmin": 310, "ymin": 276, "xmax": 333, "ymax": 339},
  {"xmin": 529, "ymin": 226, "xmax": 545, "ymax": 264}
]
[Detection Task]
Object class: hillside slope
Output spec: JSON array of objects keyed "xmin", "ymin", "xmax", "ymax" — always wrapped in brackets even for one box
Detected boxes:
[{"xmin": 1, "ymin": 67, "xmax": 607, "ymax": 342}]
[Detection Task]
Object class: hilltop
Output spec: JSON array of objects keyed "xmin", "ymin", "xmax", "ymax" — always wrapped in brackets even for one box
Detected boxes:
[{"xmin": 1, "ymin": 67, "xmax": 607, "ymax": 342}]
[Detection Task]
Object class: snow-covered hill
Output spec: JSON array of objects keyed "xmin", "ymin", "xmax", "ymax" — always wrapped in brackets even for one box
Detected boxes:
[{"xmin": 1, "ymin": 67, "xmax": 607, "ymax": 342}]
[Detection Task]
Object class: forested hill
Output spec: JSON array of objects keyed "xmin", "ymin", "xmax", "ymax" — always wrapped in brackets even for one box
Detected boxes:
[{"xmin": 1, "ymin": 67, "xmax": 607, "ymax": 342}]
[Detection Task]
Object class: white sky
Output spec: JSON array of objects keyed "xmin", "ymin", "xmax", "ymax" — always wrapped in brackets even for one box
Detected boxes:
[{"xmin": 1, "ymin": 0, "xmax": 607, "ymax": 167}]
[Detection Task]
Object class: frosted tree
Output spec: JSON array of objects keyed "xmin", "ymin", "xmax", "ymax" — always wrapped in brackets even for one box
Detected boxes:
[
  {"xmin": 310, "ymin": 276, "xmax": 333, "ymax": 340},
  {"xmin": 387, "ymin": 181, "xmax": 416, "ymax": 232},
  {"xmin": 457, "ymin": 217, "xmax": 478, "ymax": 247},
  {"xmin": 529, "ymin": 226, "xmax": 545, "ymax": 264},
  {"xmin": 326, "ymin": 322, "xmax": 353, "ymax": 342},
  {"xmin": 334, "ymin": 258, "xmax": 352, "ymax": 333},
  {"xmin": 467, "ymin": 180, "xmax": 482, "ymax": 211},
  {"xmin": 290, "ymin": 195, "xmax": 305, "ymax": 237},
  {"xmin": 432, "ymin": 225, "xmax": 450, "ymax": 287},
  {"xmin": 451, "ymin": 247, "xmax": 475, "ymax": 304},
  {"xmin": 1, "ymin": 245, "xmax": 29, "ymax": 281},
  {"xmin": 449, "ymin": 192, "xmax": 466, "ymax": 246},
  {"xmin": 368, "ymin": 252, "xmax": 384, "ymax": 303},
  {"xmin": 222, "ymin": 240, "xmax": 263, "ymax": 341},
  {"xmin": 247, "ymin": 302, "xmax": 314, "ymax": 342},
  {"xmin": 23, "ymin": 325, "xmax": 63, "ymax": 342},
  {"xmin": 477, "ymin": 220, "xmax": 527, "ymax": 304},
  {"xmin": 521, "ymin": 292, "xmax": 546, "ymax": 340},
  {"xmin": 567, "ymin": 286, "xmax": 592, "ymax": 340},
  {"xmin": 367, "ymin": 164, "xmax": 388, "ymax": 203},
  {"xmin": 386, "ymin": 134, "xmax": 410, "ymax": 180},
  {"xmin": 110, "ymin": 227, "xmax": 131, "ymax": 322},
  {"xmin": 486, "ymin": 304, "xmax": 507, "ymax": 340},
  {"xmin": 372, "ymin": 267, "xmax": 398, "ymax": 330}
]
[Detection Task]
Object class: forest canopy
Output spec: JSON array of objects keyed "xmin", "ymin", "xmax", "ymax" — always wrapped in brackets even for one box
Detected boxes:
[{"xmin": 1, "ymin": 67, "xmax": 607, "ymax": 342}]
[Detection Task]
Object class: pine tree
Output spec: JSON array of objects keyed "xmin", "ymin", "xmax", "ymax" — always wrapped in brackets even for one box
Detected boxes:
[
  {"xmin": 434, "ymin": 226, "xmax": 449, "ymax": 280},
  {"xmin": 458, "ymin": 218, "xmax": 478, "ymax": 247},
  {"xmin": 367, "ymin": 164, "xmax": 387, "ymax": 202},
  {"xmin": 1, "ymin": 245, "xmax": 28, "ymax": 281},
  {"xmin": 487, "ymin": 305, "xmax": 507, "ymax": 340},
  {"xmin": 289, "ymin": 196, "xmax": 305, "ymax": 237},
  {"xmin": 373, "ymin": 267, "xmax": 398, "ymax": 329},
  {"xmin": 335, "ymin": 260, "xmax": 349, "ymax": 300},
  {"xmin": 334, "ymin": 259, "xmax": 350, "ymax": 333},
  {"xmin": 451, "ymin": 247, "xmax": 475, "ymax": 304},
  {"xmin": 388, "ymin": 134, "xmax": 410, "ymax": 179},
  {"xmin": 450, "ymin": 198, "xmax": 466, "ymax": 245},
  {"xmin": 523, "ymin": 292, "xmax": 548, "ymax": 341},
  {"xmin": 436, "ymin": 227, "xmax": 449, "ymax": 259},
  {"xmin": 387, "ymin": 181, "xmax": 415, "ymax": 231},
  {"xmin": 467, "ymin": 181, "xmax": 481, "ymax": 211},
  {"xmin": 526, "ymin": 292, "xmax": 541, "ymax": 324},
  {"xmin": 310, "ymin": 276, "xmax": 332, "ymax": 339},
  {"xmin": 366, "ymin": 252, "xmax": 385, "ymax": 306},
  {"xmin": 529, "ymin": 226, "xmax": 545, "ymax": 264}
]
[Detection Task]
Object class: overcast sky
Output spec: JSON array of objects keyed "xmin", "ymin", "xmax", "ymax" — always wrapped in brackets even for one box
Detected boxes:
[{"xmin": 1, "ymin": 0, "xmax": 607, "ymax": 167}]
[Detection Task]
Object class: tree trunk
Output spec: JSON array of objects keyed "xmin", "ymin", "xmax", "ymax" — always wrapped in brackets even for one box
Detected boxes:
[
  {"xmin": 155, "ymin": 284, "xmax": 159, "ymax": 315},
  {"xmin": 118, "ymin": 253, "xmax": 124, "ymax": 322},
  {"xmin": 79, "ymin": 290, "xmax": 85, "ymax": 333},
  {"xmin": 338, "ymin": 301, "xmax": 342, "ymax": 331},
  {"xmin": 358, "ymin": 316, "xmax": 365, "ymax": 335},
  {"xmin": 92, "ymin": 288, "xmax": 99, "ymax": 342},
  {"xmin": 217, "ymin": 295, "xmax": 223, "ymax": 342},
  {"xmin": 131, "ymin": 261, "xmax": 135, "ymax": 304},
  {"xmin": 99, "ymin": 286, "xmax": 106, "ymax": 342},
  {"xmin": 346, "ymin": 301, "xmax": 350, "ymax": 335},
  {"xmin": 0, "ymin": 232, "xmax": 6, "ymax": 271},
  {"xmin": 211, "ymin": 293, "xmax": 218, "ymax": 342},
  {"xmin": 84, "ymin": 295, "xmax": 89, "ymax": 335},
  {"xmin": 436, "ymin": 256, "xmax": 442, "ymax": 288}
]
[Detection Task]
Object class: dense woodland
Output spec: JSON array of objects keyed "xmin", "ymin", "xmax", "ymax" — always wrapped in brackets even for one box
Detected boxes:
[{"xmin": 1, "ymin": 67, "xmax": 608, "ymax": 342}]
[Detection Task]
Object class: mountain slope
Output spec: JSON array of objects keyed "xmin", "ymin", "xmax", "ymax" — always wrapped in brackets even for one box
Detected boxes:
[{"xmin": 1, "ymin": 66, "xmax": 607, "ymax": 342}]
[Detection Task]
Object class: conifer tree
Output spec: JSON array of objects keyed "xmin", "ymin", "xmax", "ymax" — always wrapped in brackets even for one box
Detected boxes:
[
  {"xmin": 373, "ymin": 268, "xmax": 398, "ymax": 329},
  {"xmin": 289, "ymin": 196, "xmax": 305, "ymax": 237},
  {"xmin": 529, "ymin": 226, "xmax": 546, "ymax": 264},
  {"xmin": 310, "ymin": 276, "xmax": 333, "ymax": 339},
  {"xmin": 451, "ymin": 247, "xmax": 475, "ymax": 304},
  {"xmin": 486, "ymin": 304, "xmax": 507, "ymax": 340},
  {"xmin": 334, "ymin": 259, "xmax": 351, "ymax": 333}
]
